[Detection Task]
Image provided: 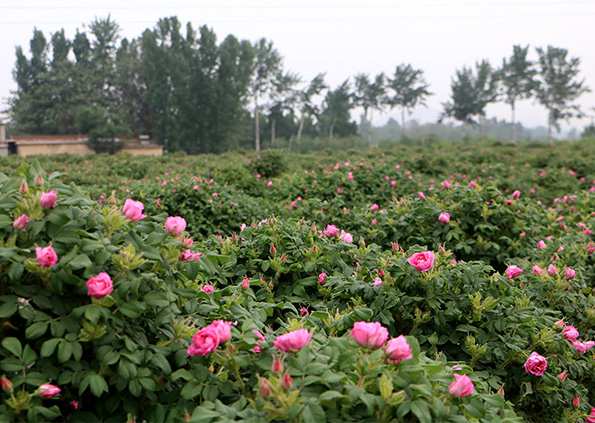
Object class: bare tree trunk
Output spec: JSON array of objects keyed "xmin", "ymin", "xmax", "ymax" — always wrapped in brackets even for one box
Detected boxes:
[
  {"xmin": 254, "ymin": 98, "xmax": 260, "ymax": 152},
  {"xmin": 288, "ymin": 134, "xmax": 294, "ymax": 152},
  {"xmin": 271, "ymin": 117, "xmax": 276, "ymax": 148},
  {"xmin": 297, "ymin": 111, "xmax": 305, "ymax": 144},
  {"xmin": 329, "ymin": 118, "xmax": 335, "ymax": 139},
  {"xmin": 510, "ymin": 103, "xmax": 516, "ymax": 144},
  {"xmin": 547, "ymin": 109, "xmax": 553, "ymax": 146},
  {"xmin": 401, "ymin": 108, "xmax": 406, "ymax": 139},
  {"xmin": 479, "ymin": 115, "xmax": 485, "ymax": 141},
  {"xmin": 367, "ymin": 107, "xmax": 373, "ymax": 145}
]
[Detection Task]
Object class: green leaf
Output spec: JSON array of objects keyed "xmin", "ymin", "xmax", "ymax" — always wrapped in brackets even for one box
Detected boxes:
[
  {"xmin": 302, "ymin": 402, "xmax": 326, "ymax": 423},
  {"xmin": 181, "ymin": 381, "xmax": 203, "ymax": 399},
  {"xmin": 8, "ymin": 262, "xmax": 24, "ymax": 282},
  {"xmin": 40, "ymin": 339, "xmax": 61, "ymax": 358},
  {"xmin": 1, "ymin": 337, "xmax": 23, "ymax": 357},
  {"xmin": 68, "ymin": 254, "xmax": 93, "ymax": 270},
  {"xmin": 319, "ymin": 390, "xmax": 344, "ymax": 402},
  {"xmin": 0, "ymin": 302, "xmax": 17, "ymax": 318},
  {"xmin": 410, "ymin": 400, "xmax": 432, "ymax": 423},
  {"xmin": 57, "ymin": 340, "xmax": 73, "ymax": 363},
  {"xmin": 21, "ymin": 345, "xmax": 38, "ymax": 366},
  {"xmin": 89, "ymin": 373, "xmax": 109, "ymax": 397},
  {"xmin": 118, "ymin": 301, "xmax": 146, "ymax": 318},
  {"xmin": 25, "ymin": 321, "xmax": 48, "ymax": 340}
]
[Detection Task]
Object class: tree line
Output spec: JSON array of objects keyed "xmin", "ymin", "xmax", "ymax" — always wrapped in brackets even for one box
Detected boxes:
[{"xmin": 7, "ymin": 16, "xmax": 591, "ymax": 153}]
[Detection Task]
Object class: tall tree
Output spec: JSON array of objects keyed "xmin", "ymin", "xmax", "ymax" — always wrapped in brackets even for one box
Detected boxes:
[
  {"xmin": 320, "ymin": 79, "xmax": 356, "ymax": 139},
  {"xmin": 267, "ymin": 71, "xmax": 299, "ymax": 147},
  {"xmin": 498, "ymin": 45, "xmax": 536, "ymax": 143},
  {"xmin": 440, "ymin": 61, "xmax": 497, "ymax": 137},
  {"xmin": 386, "ymin": 64, "xmax": 431, "ymax": 138},
  {"xmin": 535, "ymin": 46, "xmax": 590, "ymax": 144},
  {"xmin": 294, "ymin": 73, "xmax": 326, "ymax": 145},
  {"xmin": 353, "ymin": 72, "xmax": 386, "ymax": 144},
  {"xmin": 249, "ymin": 38, "xmax": 283, "ymax": 151}
]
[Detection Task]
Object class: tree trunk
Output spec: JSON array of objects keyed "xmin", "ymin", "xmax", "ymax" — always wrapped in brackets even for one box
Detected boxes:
[
  {"xmin": 297, "ymin": 111, "xmax": 305, "ymax": 144},
  {"xmin": 254, "ymin": 98, "xmax": 260, "ymax": 152},
  {"xmin": 271, "ymin": 117, "xmax": 276, "ymax": 148},
  {"xmin": 401, "ymin": 108, "xmax": 406, "ymax": 139},
  {"xmin": 368, "ymin": 108, "xmax": 374, "ymax": 145},
  {"xmin": 288, "ymin": 134, "xmax": 294, "ymax": 152},
  {"xmin": 479, "ymin": 115, "xmax": 485, "ymax": 141},
  {"xmin": 329, "ymin": 118, "xmax": 335, "ymax": 139},
  {"xmin": 510, "ymin": 103, "xmax": 516, "ymax": 144},
  {"xmin": 547, "ymin": 109, "xmax": 553, "ymax": 146}
]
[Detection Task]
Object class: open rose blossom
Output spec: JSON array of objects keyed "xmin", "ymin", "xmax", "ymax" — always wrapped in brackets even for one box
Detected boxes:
[
  {"xmin": 563, "ymin": 325, "xmax": 579, "ymax": 341},
  {"xmin": 187, "ymin": 325, "xmax": 220, "ymax": 356},
  {"xmin": 38, "ymin": 383, "xmax": 61, "ymax": 399},
  {"xmin": 350, "ymin": 321, "xmax": 389, "ymax": 349},
  {"xmin": 36, "ymin": 246, "xmax": 58, "ymax": 268},
  {"xmin": 164, "ymin": 216, "xmax": 187, "ymax": 236},
  {"xmin": 210, "ymin": 320, "xmax": 232, "ymax": 343},
  {"xmin": 40, "ymin": 190, "xmax": 57, "ymax": 208},
  {"xmin": 448, "ymin": 374, "xmax": 474, "ymax": 398},
  {"xmin": 86, "ymin": 272, "xmax": 113, "ymax": 299},
  {"xmin": 524, "ymin": 351, "xmax": 547, "ymax": 376},
  {"xmin": 122, "ymin": 199, "xmax": 146, "ymax": 222},
  {"xmin": 385, "ymin": 335, "xmax": 413, "ymax": 362},
  {"xmin": 571, "ymin": 340, "xmax": 595, "ymax": 354},
  {"xmin": 339, "ymin": 230, "xmax": 353, "ymax": 243},
  {"xmin": 407, "ymin": 251, "xmax": 435, "ymax": 272},
  {"xmin": 323, "ymin": 224, "xmax": 339, "ymax": 237},
  {"xmin": 532, "ymin": 265, "xmax": 543, "ymax": 276},
  {"xmin": 586, "ymin": 406, "xmax": 595, "ymax": 423},
  {"xmin": 273, "ymin": 328, "xmax": 312, "ymax": 353},
  {"xmin": 506, "ymin": 265, "xmax": 523, "ymax": 280}
]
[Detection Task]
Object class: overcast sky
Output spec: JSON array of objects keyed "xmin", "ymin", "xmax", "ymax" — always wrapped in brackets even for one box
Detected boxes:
[{"xmin": 1, "ymin": 0, "xmax": 595, "ymax": 133}]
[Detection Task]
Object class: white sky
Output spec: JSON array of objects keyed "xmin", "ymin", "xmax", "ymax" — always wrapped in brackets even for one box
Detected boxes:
[{"xmin": 1, "ymin": 0, "xmax": 595, "ymax": 133}]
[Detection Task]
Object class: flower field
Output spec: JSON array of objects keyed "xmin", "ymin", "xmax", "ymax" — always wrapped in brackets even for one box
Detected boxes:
[{"xmin": 1, "ymin": 140, "xmax": 595, "ymax": 422}]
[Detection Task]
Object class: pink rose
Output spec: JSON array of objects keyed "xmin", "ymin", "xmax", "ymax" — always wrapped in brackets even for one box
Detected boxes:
[
  {"xmin": 586, "ymin": 406, "xmax": 595, "ymax": 423},
  {"xmin": 385, "ymin": 335, "xmax": 412, "ymax": 362},
  {"xmin": 563, "ymin": 326, "xmax": 579, "ymax": 341},
  {"xmin": 512, "ymin": 190, "xmax": 521, "ymax": 199},
  {"xmin": 524, "ymin": 351, "xmax": 547, "ymax": 376},
  {"xmin": 40, "ymin": 190, "xmax": 57, "ymax": 208},
  {"xmin": 300, "ymin": 307, "xmax": 309, "ymax": 317},
  {"xmin": 324, "ymin": 224, "xmax": 339, "ymax": 237},
  {"xmin": 407, "ymin": 251, "xmax": 435, "ymax": 272},
  {"xmin": 417, "ymin": 191, "xmax": 425, "ymax": 200},
  {"xmin": 571, "ymin": 340, "xmax": 595, "ymax": 354},
  {"xmin": 38, "ymin": 383, "xmax": 61, "ymax": 399},
  {"xmin": 370, "ymin": 204, "xmax": 379, "ymax": 211},
  {"xmin": 565, "ymin": 268, "xmax": 576, "ymax": 280},
  {"xmin": 350, "ymin": 321, "xmax": 388, "ymax": 349},
  {"xmin": 448, "ymin": 374, "xmax": 474, "ymax": 398},
  {"xmin": 122, "ymin": 199, "xmax": 146, "ymax": 222},
  {"xmin": 202, "ymin": 285, "xmax": 214, "ymax": 293},
  {"xmin": 252, "ymin": 329, "xmax": 266, "ymax": 353},
  {"xmin": 532, "ymin": 265, "xmax": 543, "ymax": 276},
  {"xmin": 537, "ymin": 240, "xmax": 546, "ymax": 250},
  {"xmin": 339, "ymin": 230, "xmax": 353, "ymax": 243},
  {"xmin": 188, "ymin": 326, "xmax": 220, "ymax": 356},
  {"xmin": 273, "ymin": 328, "xmax": 312, "ymax": 353},
  {"xmin": 36, "ymin": 246, "xmax": 58, "ymax": 268},
  {"xmin": 180, "ymin": 250, "xmax": 201, "ymax": 261},
  {"xmin": 372, "ymin": 277, "xmax": 383, "ymax": 286},
  {"xmin": 1, "ymin": 375, "xmax": 13, "ymax": 393},
  {"xmin": 318, "ymin": 273, "xmax": 328, "ymax": 286},
  {"xmin": 165, "ymin": 216, "xmax": 187, "ymax": 236},
  {"xmin": 547, "ymin": 264, "xmax": 558, "ymax": 276},
  {"xmin": 506, "ymin": 265, "xmax": 523, "ymax": 280},
  {"xmin": 86, "ymin": 272, "xmax": 113, "ymax": 299},
  {"xmin": 209, "ymin": 320, "xmax": 232, "ymax": 343},
  {"xmin": 13, "ymin": 214, "xmax": 29, "ymax": 230},
  {"xmin": 438, "ymin": 213, "xmax": 450, "ymax": 224}
]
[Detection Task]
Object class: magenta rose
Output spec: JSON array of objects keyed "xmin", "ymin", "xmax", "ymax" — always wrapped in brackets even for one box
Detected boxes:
[
  {"xmin": 339, "ymin": 230, "xmax": 353, "ymax": 243},
  {"xmin": 122, "ymin": 199, "xmax": 146, "ymax": 222},
  {"xmin": 532, "ymin": 265, "xmax": 543, "ymax": 276},
  {"xmin": 318, "ymin": 273, "xmax": 328, "ymax": 286},
  {"xmin": 36, "ymin": 246, "xmax": 58, "ymax": 268},
  {"xmin": 209, "ymin": 320, "xmax": 232, "ymax": 343},
  {"xmin": 506, "ymin": 265, "xmax": 523, "ymax": 280},
  {"xmin": 448, "ymin": 374, "xmax": 474, "ymax": 398},
  {"xmin": 38, "ymin": 383, "xmax": 61, "ymax": 399},
  {"xmin": 165, "ymin": 216, "xmax": 187, "ymax": 236},
  {"xmin": 40, "ymin": 190, "xmax": 57, "ymax": 208},
  {"xmin": 407, "ymin": 251, "xmax": 435, "ymax": 272},
  {"xmin": 565, "ymin": 268, "xmax": 576, "ymax": 280},
  {"xmin": 273, "ymin": 328, "xmax": 312, "ymax": 353},
  {"xmin": 252, "ymin": 329, "xmax": 266, "ymax": 353},
  {"xmin": 202, "ymin": 285, "xmax": 214, "ymax": 294},
  {"xmin": 350, "ymin": 321, "xmax": 389, "ymax": 349},
  {"xmin": 524, "ymin": 351, "xmax": 547, "ymax": 376},
  {"xmin": 563, "ymin": 325, "xmax": 579, "ymax": 341},
  {"xmin": 13, "ymin": 214, "xmax": 29, "ymax": 230},
  {"xmin": 385, "ymin": 335, "xmax": 413, "ymax": 362},
  {"xmin": 438, "ymin": 212, "xmax": 450, "ymax": 224},
  {"xmin": 187, "ymin": 326, "xmax": 220, "ymax": 356},
  {"xmin": 86, "ymin": 272, "xmax": 113, "ymax": 299},
  {"xmin": 323, "ymin": 224, "xmax": 339, "ymax": 237}
]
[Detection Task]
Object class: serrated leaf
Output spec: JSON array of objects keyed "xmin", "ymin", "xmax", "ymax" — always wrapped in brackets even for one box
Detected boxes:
[{"xmin": 1, "ymin": 337, "xmax": 22, "ymax": 357}]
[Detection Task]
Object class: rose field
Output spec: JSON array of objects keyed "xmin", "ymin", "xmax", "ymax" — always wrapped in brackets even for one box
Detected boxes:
[{"xmin": 2, "ymin": 140, "xmax": 595, "ymax": 422}]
